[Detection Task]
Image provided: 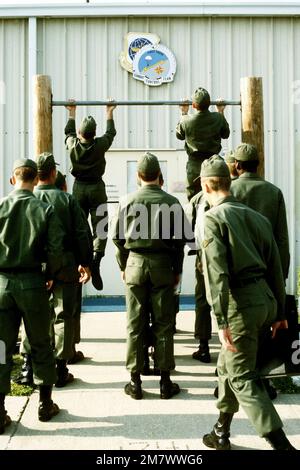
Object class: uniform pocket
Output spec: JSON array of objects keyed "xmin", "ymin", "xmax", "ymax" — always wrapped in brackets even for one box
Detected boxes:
[{"xmin": 125, "ymin": 266, "xmax": 146, "ymax": 285}]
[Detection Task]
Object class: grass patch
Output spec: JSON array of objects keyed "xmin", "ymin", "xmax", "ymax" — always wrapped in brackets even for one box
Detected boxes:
[
  {"xmin": 271, "ymin": 376, "xmax": 300, "ymax": 394},
  {"xmin": 8, "ymin": 355, "xmax": 35, "ymax": 397}
]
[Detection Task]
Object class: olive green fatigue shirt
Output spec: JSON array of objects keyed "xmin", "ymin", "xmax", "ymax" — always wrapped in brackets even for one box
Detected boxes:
[
  {"xmin": 0, "ymin": 189, "xmax": 63, "ymax": 276},
  {"xmin": 65, "ymin": 118, "xmax": 116, "ymax": 179},
  {"xmin": 201, "ymin": 195, "xmax": 286, "ymax": 330},
  {"xmin": 111, "ymin": 185, "xmax": 186, "ymax": 274},
  {"xmin": 176, "ymin": 110, "xmax": 230, "ymax": 158},
  {"xmin": 230, "ymin": 172, "xmax": 290, "ymax": 279},
  {"xmin": 185, "ymin": 191, "xmax": 212, "ymax": 340},
  {"xmin": 34, "ymin": 185, "xmax": 92, "ymax": 279}
]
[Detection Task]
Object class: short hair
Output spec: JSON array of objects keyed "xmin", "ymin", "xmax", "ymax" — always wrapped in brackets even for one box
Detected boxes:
[
  {"xmin": 202, "ymin": 176, "xmax": 231, "ymax": 192},
  {"xmin": 236, "ymin": 160, "xmax": 259, "ymax": 172},
  {"xmin": 138, "ymin": 170, "xmax": 160, "ymax": 182},
  {"xmin": 14, "ymin": 167, "xmax": 37, "ymax": 182},
  {"xmin": 38, "ymin": 167, "xmax": 55, "ymax": 181},
  {"xmin": 194, "ymin": 101, "xmax": 210, "ymax": 111},
  {"xmin": 80, "ymin": 130, "xmax": 95, "ymax": 140}
]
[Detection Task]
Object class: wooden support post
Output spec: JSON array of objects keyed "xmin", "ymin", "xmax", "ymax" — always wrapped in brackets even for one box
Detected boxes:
[
  {"xmin": 33, "ymin": 75, "xmax": 53, "ymax": 156},
  {"xmin": 240, "ymin": 77, "xmax": 264, "ymax": 177}
]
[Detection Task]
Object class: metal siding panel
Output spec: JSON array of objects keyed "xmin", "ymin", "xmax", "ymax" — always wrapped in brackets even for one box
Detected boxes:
[
  {"xmin": 0, "ymin": 20, "xmax": 27, "ymax": 198},
  {"xmin": 292, "ymin": 19, "xmax": 300, "ymax": 287}
]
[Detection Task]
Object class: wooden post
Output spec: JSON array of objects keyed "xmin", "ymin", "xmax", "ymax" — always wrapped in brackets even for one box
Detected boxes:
[
  {"xmin": 240, "ymin": 77, "xmax": 264, "ymax": 177},
  {"xmin": 33, "ymin": 75, "xmax": 53, "ymax": 156}
]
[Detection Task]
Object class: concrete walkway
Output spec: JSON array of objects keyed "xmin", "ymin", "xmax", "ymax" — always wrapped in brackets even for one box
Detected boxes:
[{"xmin": 1, "ymin": 311, "xmax": 300, "ymax": 450}]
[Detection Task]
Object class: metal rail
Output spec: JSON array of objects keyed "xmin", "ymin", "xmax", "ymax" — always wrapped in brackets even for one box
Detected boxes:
[{"xmin": 52, "ymin": 100, "xmax": 241, "ymax": 107}]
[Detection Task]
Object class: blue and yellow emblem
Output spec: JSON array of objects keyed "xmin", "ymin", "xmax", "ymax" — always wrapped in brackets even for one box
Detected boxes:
[
  {"xmin": 119, "ymin": 32, "xmax": 160, "ymax": 73},
  {"xmin": 132, "ymin": 44, "xmax": 176, "ymax": 86}
]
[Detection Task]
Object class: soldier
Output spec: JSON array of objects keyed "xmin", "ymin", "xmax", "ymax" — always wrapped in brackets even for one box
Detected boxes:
[
  {"xmin": 231, "ymin": 143, "xmax": 290, "ymax": 279},
  {"xmin": 112, "ymin": 152, "xmax": 186, "ymax": 399},
  {"xmin": 224, "ymin": 150, "xmax": 238, "ymax": 180},
  {"xmin": 185, "ymin": 191, "xmax": 212, "ymax": 363},
  {"xmin": 198, "ymin": 155, "xmax": 295, "ymax": 450},
  {"xmin": 0, "ymin": 159, "xmax": 63, "ymax": 434},
  {"xmin": 34, "ymin": 153, "xmax": 92, "ymax": 384},
  {"xmin": 176, "ymin": 87, "xmax": 230, "ymax": 201},
  {"xmin": 16, "ymin": 155, "xmax": 92, "ymax": 387},
  {"xmin": 231, "ymin": 143, "xmax": 290, "ymax": 399},
  {"xmin": 55, "ymin": 170, "xmax": 92, "ymax": 364},
  {"xmin": 65, "ymin": 100, "xmax": 117, "ymax": 291}
]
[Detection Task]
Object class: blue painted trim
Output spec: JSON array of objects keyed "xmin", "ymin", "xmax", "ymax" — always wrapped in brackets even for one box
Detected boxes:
[{"xmin": 82, "ymin": 295, "xmax": 195, "ymax": 312}]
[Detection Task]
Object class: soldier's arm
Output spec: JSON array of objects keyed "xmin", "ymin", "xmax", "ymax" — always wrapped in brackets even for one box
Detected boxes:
[
  {"xmin": 172, "ymin": 203, "xmax": 192, "ymax": 273},
  {"xmin": 201, "ymin": 215, "xmax": 230, "ymax": 329},
  {"xmin": 96, "ymin": 119, "xmax": 117, "ymax": 153},
  {"xmin": 175, "ymin": 120, "xmax": 186, "ymax": 141},
  {"xmin": 64, "ymin": 101, "xmax": 77, "ymax": 149},
  {"xmin": 111, "ymin": 203, "xmax": 129, "ymax": 270},
  {"xmin": 220, "ymin": 114, "xmax": 230, "ymax": 139},
  {"xmin": 274, "ymin": 193, "xmax": 290, "ymax": 280},
  {"xmin": 45, "ymin": 207, "xmax": 64, "ymax": 278},
  {"xmin": 265, "ymin": 236, "xmax": 286, "ymax": 321},
  {"xmin": 95, "ymin": 101, "xmax": 117, "ymax": 152}
]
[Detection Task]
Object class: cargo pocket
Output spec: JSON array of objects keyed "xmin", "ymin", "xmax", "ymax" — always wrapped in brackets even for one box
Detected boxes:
[{"xmin": 125, "ymin": 257, "xmax": 146, "ymax": 285}]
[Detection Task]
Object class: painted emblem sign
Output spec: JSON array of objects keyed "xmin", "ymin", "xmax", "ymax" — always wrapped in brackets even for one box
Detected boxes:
[
  {"xmin": 132, "ymin": 44, "xmax": 176, "ymax": 86},
  {"xmin": 120, "ymin": 33, "xmax": 177, "ymax": 86},
  {"xmin": 119, "ymin": 32, "xmax": 160, "ymax": 73}
]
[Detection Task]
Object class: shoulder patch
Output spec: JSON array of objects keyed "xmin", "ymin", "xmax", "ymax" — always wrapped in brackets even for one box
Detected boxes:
[{"xmin": 202, "ymin": 238, "xmax": 213, "ymax": 248}]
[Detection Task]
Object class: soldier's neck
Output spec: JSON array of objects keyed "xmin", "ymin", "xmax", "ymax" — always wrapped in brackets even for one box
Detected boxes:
[
  {"xmin": 14, "ymin": 181, "xmax": 35, "ymax": 192},
  {"xmin": 209, "ymin": 190, "xmax": 231, "ymax": 206}
]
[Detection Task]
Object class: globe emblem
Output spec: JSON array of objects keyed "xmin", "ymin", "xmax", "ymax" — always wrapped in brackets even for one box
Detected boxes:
[{"xmin": 128, "ymin": 37, "xmax": 152, "ymax": 61}]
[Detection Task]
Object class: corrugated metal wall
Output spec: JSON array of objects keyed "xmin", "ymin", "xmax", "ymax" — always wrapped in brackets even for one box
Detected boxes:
[
  {"xmin": 0, "ymin": 16, "xmax": 299, "ymax": 292},
  {"xmin": 0, "ymin": 19, "xmax": 27, "ymax": 196}
]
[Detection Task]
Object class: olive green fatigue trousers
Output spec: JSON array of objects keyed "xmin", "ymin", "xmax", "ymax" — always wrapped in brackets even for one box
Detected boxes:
[
  {"xmin": 20, "ymin": 281, "xmax": 79, "ymax": 361},
  {"xmin": 217, "ymin": 279, "xmax": 283, "ymax": 436},
  {"xmin": 72, "ymin": 284, "xmax": 82, "ymax": 346},
  {"xmin": 125, "ymin": 252, "xmax": 176, "ymax": 373},
  {"xmin": 0, "ymin": 272, "xmax": 56, "ymax": 394},
  {"xmin": 51, "ymin": 281, "xmax": 79, "ymax": 360},
  {"xmin": 73, "ymin": 180, "xmax": 108, "ymax": 253},
  {"xmin": 194, "ymin": 258, "xmax": 211, "ymax": 341}
]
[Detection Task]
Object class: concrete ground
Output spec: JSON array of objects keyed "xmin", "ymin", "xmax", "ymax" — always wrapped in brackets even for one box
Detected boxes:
[{"xmin": 1, "ymin": 311, "xmax": 300, "ymax": 451}]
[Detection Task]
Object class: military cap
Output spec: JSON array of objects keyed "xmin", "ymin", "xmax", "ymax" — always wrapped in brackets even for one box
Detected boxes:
[
  {"xmin": 79, "ymin": 116, "xmax": 96, "ymax": 135},
  {"xmin": 192, "ymin": 87, "xmax": 211, "ymax": 107},
  {"xmin": 13, "ymin": 158, "xmax": 37, "ymax": 172},
  {"xmin": 137, "ymin": 152, "xmax": 160, "ymax": 177},
  {"xmin": 55, "ymin": 171, "xmax": 66, "ymax": 190},
  {"xmin": 200, "ymin": 155, "xmax": 230, "ymax": 178},
  {"xmin": 36, "ymin": 152, "xmax": 59, "ymax": 171},
  {"xmin": 224, "ymin": 150, "xmax": 235, "ymax": 164},
  {"xmin": 234, "ymin": 143, "xmax": 258, "ymax": 161}
]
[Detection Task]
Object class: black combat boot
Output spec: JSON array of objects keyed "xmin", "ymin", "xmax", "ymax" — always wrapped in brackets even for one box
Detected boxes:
[
  {"xmin": 203, "ymin": 412, "xmax": 234, "ymax": 450},
  {"xmin": 55, "ymin": 359, "xmax": 74, "ymax": 387},
  {"xmin": 38, "ymin": 385, "xmax": 60, "ymax": 422},
  {"xmin": 264, "ymin": 428, "xmax": 296, "ymax": 450},
  {"xmin": 12, "ymin": 353, "xmax": 34, "ymax": 386},
  {"xmin": 91, "ymin": 252, "xmax": 104, "ymax": 291},
  {"xmin": 141, "ymin": 344, "xmax": 151, "ymax": 375},
  {"xmin": 124, "ymin": 372, "xmax": 143, "ymax": 399},
  {"xmin": 0, "ymin": 394, "xmax": 11, "ymax": 435},
  {"xmin": 192, "ymin": 340, "xmax": 211, "ymax": 363},
  {"xmin": 160, "ymin": 371, "xmax": 180, "ymax": 399}
]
